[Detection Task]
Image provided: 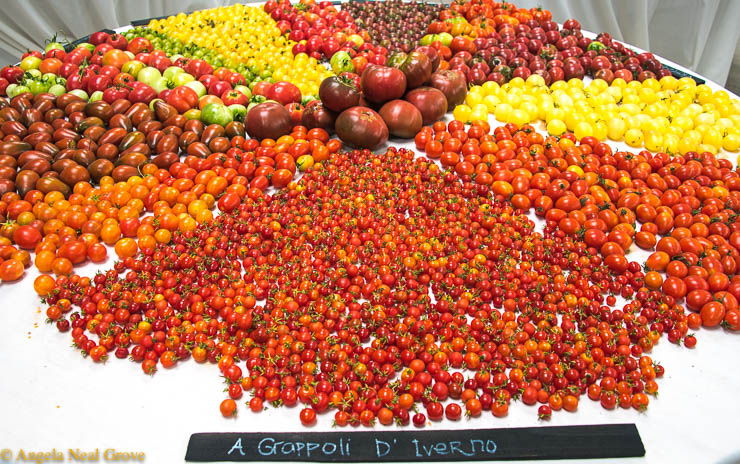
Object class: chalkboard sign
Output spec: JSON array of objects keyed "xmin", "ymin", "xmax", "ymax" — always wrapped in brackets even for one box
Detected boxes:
[
  {"xmin": 185, "ymin": 424, "xmax": 644, "ymax": 462},
  {"xmin": 131, "ymin": 14, "xmax": 193, "ymax": 27},
  {"xmin": 662, "ymin": 63, "xmax": 706, "ymax": 85}
]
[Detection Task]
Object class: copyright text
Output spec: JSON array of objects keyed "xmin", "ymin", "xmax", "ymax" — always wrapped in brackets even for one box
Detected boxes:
[{"xmin": 0, "ymin": 448, "xmax": 145, "ymax": 462}]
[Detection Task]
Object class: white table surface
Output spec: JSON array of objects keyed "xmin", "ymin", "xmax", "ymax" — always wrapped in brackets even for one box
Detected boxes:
[{"xmin": 2, "ymin": 12, "xmax": 740, "ymax": 464}]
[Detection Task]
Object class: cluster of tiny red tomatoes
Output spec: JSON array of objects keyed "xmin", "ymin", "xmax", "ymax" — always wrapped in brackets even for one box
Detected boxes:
[
  {"xmin": 42, "ymin": 146, "xmax": 675, "ymax": 427},
  {"xmin": 418, "ymin": 119, "xmax": 740, "ymax": 335}
]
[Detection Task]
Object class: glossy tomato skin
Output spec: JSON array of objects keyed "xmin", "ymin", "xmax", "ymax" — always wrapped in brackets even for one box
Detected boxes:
[
  {"xmin": 252, "ymin": 81, "xmax": 272, "ymax": 97},
  {"xmin": 404, "ymin": 87, "xmax": 448, "ymax": 125},
  {"xmin": 185, "ymin": 59, "xmax": 213, "ymax": 78},
  {"xmin": 318, "ymin": 76, "xmax": 360, "ymax": 113},
  {"xmin": 167, "ymin": 86, "xmax": 199, "ymax": 113},
  {"xmin": 429, "ymin": 70, "xmax": 467, "ymax": 107},
  {"xmin": 266, "ymin": 81, "xmax": 302, "ymax": 105},
  {"xmin": 360, "ymin": 65, "xmax": 407, "ymax": 103},
  {"xmin": 700, "ymin": 302, "xmax": 725, "ymax": 327},
  {"xmin": 128, "ymin": 83, "xmax": 156, "ymax": 104},
  {"xmin": 12, "ymin": 225, "xmax": 41, "ymax": 249},
  {"xmin": 127, "ymin": 37, "xmax": 152, "ymax": 54},
  {"xmin": 388, "ymin": 51, "xmax": 432, "ymax": 89},
  {"xmin": 302, "ymin": 101, "xmax": 337, "ymax": 132},
  {"xmin": 415, "ymin": 45, "xmax": 441, "ymax": 71},
  {"xmin": 335, "ymin": 106, "xmax": 389, "ymax": 149},
  {"xmin": 299, "ymin": 408, "xmax": 316, "ymax": 425},
  {"xmin": 379, "ymin": 100, "xmax": 422, "ymax": 139},
  {"xmin": 246, "ymin": 102, "xmax": 292, "ymax": 140},
  {"xmin": 221, "ymin": 90, "xmax": 248, "ymax": 106}
]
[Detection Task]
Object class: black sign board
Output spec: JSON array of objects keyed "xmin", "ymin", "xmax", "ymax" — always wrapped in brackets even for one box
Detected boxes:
[{"xmin": 185, "ymin": 424, "xmax": 644, "ymax": 462}]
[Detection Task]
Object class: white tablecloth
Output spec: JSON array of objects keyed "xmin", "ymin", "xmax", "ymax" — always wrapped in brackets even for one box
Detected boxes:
[{"xmin": 2, "ymin": 3, "xmax": 740, "ymax": 464}]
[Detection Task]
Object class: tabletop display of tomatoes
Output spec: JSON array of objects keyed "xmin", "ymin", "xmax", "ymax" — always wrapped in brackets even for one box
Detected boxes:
[{"xmin": 1, "ymin": 0, "xmax": 740, "ymax": 434}]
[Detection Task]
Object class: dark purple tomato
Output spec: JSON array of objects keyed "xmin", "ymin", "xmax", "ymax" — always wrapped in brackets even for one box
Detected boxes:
[
  {"xmin": 404, "ymin": 87, "xmax": 447, "ymax": 125},
  {"xmin": 379, "ymin": 100, "xmax": 422, "ymax": 139},
  {"xmin": 429, "ymin": 70, "xmax": 467, "ymax": 107},
  {"xmin": 335, "ymin": 106, "xmax": 389, "ymax": 150},
  {"xmin": 246, "ymin": 102, "xmax": 292, "ymax": 140}
]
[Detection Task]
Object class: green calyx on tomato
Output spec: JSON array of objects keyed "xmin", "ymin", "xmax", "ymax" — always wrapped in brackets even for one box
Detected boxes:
[
  {"xmin": 246, "ymin": 95, "xmax": 267, "ymax": 113},
  {"xmin": 44, "ymin": 32, "xmax": 67, "ymax": 53},
  {"xmin": 228, "ymin": 104, "xmax": 247, "ymax": 122},
  {"xmin": 301, "ymin": 95, "xmax": 319, "ymax": 106}
]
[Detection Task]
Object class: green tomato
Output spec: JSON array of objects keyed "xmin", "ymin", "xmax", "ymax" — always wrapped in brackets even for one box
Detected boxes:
[
  {"xmin": 185, "ymin": 80, "xmax": 206, "ymax": 98},
  {"xmin": 77, "ymin": 43, "xmax": 94, "ymax": 53},
  {"xmin": 5, "ymin": 84, "xmax": 19, "ymax": 98},
  {"xmin": 48, "ymin": 84, "xmax": 66, "ymax": 96},
  {"xmin": 163, "ymin": 66, "xmax": 184, "ymax": 80},
  {"xmin": 201, "ymin": 103, "xmax": 233, "ymax": 126},
  {"xmin": 184, "ymin": 108, "xmax": 201, "ymax": 120},
  {"xmin": 68, "ymin": 89, "xmax": 89, "ymax": 101},
  {"xmin": 171, "ymin": 73, "xmax": 195, "ymax": 86},
  {"xmin": 42, "ymin": 73, "xmax": 58, "ymax": 82},
  {"xmin": 228, "ymin": 104, "xmax": 247, "ymax": 122},
  {"xmin": 122, "ymin": 61, "xmax": 146, "ymax": 78},
  {"xmin": 89, "ymin": 90, "xmax": 104, "ymax": 102},
  {"xmin": 233, "ymin": 85, "xmax": 251, "ymax": 99},
  {"xmin": 438, "ymin": 33, "xmax": 453, "ymax": 47},
  {"xmin": 25, "ymin": 69, "xmax": 42, "ymax": 79},
  {"xmin": 330, "ymin": 51, "xmax": 354, "ymax": 74},
  {"xmin": 45, "ymin": 42, "xmax": 64, "ymax": 53},
  {"xmin": 169, "ymin": 54, "xmax": 184, "ymax": 62},
  {"xmin": 137, "ymin": 67, "xmax": 162, "ymax": 86},
  {"xmin": 20, "ymin": 56, "xmax": 42, "ymax": 71},
  {"xmin": 420, "ymin": 34, "xmax": 435, "ymax": 46},
  {"xmin": 28, "ymin": 80, "xmax": 51, "ymax": 95},
  {"xmin": 151, "ymin": 77, "xmax": 171, "ymax": 94},
  {"xmin": 587, "ymin": 41, "xmax": 606, "ymax": 52}
]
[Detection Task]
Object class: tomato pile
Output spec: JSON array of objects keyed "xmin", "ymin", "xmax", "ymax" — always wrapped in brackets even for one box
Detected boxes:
[
  {"xmin": 0, "ymin": 88, "xmax": 337, "ymax": 281},
  {"xmin": 265, "ymin": 0, "xmax": 366, "ymax": 61},
  {"xmin": 39, "ymin": 147, "xmax": 664, "ymax": 424},
  {"xmin": 0, "ymin": 0, "xmax": 740, "ymax": 431},
  {"xmin": 422, "ymin": 1, "xmax": 669, "ymax": 87},
  {"xmin": 453, "ymin": 75, "xmax": 740, "ymax": 156},
  {"xmin": 417, "ymin": 118, "xmax": 740, "ymax": 330},
  {"xmin": 146, "ymin": 5, "xmax": 331, "ymax": 97},
  {"xmin": 343, "ymin": 0, "xmax": 443, "ymax": 53}
]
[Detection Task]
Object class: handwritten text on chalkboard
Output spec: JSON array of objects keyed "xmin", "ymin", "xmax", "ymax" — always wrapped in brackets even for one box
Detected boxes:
[{"xmin": 185, "ymin": 424, "xmax": 644, "ymax": 462}]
